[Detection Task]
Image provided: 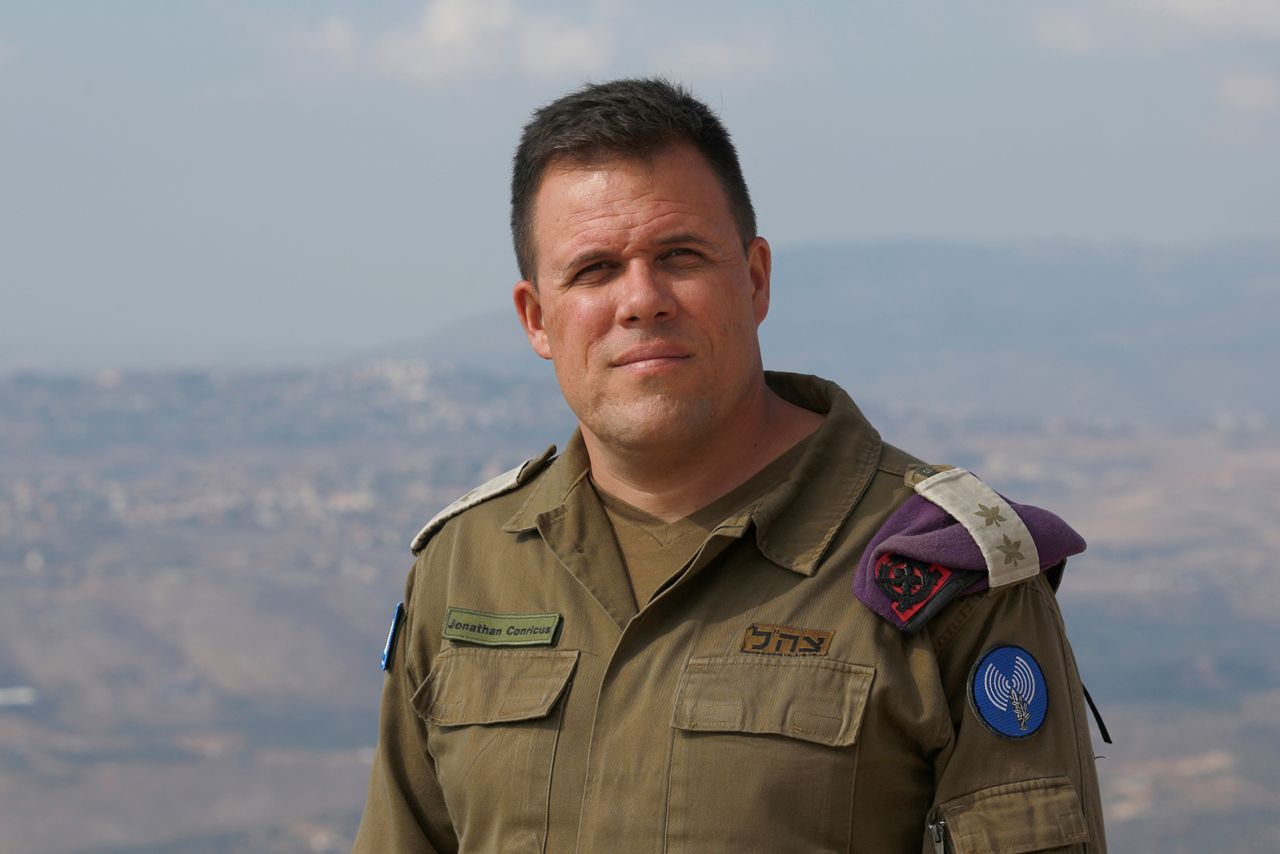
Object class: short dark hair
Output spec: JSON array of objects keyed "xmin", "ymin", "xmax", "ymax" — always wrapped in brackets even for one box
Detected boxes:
[{"xmin": 510, "ymin": 77, "xmax": 757, "ymax": 281}]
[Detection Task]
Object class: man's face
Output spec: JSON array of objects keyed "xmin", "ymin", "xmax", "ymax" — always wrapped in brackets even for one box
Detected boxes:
[{"xmin": 513, "ymin": 144, "xmax": 771, "ymax": 454}]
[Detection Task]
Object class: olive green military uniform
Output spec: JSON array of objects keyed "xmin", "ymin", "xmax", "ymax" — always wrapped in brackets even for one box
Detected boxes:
[{"xmin": 355, "ymin": 373, "xmax": 1106, "ymax": 853}]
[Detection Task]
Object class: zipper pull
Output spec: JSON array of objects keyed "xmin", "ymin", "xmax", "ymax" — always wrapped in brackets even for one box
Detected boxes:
[{"xmin": 927, "ymin": 814, "xmax": 948, "ymax": 854}]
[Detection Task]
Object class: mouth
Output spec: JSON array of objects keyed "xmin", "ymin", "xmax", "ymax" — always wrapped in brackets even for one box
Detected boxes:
[{"xmin": 612, "ymin": 343, "xmax": 692, "ymax": 369}]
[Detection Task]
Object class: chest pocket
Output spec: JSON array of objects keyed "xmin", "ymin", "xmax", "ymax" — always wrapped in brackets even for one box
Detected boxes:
[
  {"xmin": 666, "ymin": 655, "xmax": 874, "ymax": 854},
  {"xmin": 415, "ymin": 647, "xmax": 578, "ymax": 854}
]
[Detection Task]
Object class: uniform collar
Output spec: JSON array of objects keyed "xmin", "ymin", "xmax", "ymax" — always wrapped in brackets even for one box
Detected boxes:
[
  {"xmin": 502, "ymin": 432, "xmax": 593, "ymax": 536},
  {"xmin": 744, "ymin": 372, "xmax": 882, "ymax": 575},
  {"xmin": 503, "ymin": 372, "xmax": 883, "ymax": 578}
]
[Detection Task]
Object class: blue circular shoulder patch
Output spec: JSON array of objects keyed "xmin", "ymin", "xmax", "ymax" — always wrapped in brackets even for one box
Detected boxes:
[{"xmin": 968, "ymin": 645, "xmax": 1048, "ymax": 738}]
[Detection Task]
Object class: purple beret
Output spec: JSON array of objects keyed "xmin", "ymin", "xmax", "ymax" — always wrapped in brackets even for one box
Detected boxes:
[{"xmin": 853, "ymin": 483, "xmax": 1085, "ymax": 633}]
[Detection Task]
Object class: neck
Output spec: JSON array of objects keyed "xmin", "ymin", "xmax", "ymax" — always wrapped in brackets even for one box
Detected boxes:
[{"xmin": 583, "ymin": 381, "xmax": 824, "ymax": 522}]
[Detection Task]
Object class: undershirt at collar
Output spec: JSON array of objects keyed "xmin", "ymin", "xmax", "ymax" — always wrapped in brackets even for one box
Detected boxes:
[{"xmin": 591, "ymin": 433, "xmax": 816, "ymax": 608}]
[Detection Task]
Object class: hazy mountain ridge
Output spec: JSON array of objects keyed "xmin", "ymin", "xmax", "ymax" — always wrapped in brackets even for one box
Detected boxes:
[
  {"xmin": 763, "ymin": 241, "xmax": 1278, "ymax": 424},
  {"xmin": 411, "ymin": 241, "xmax": 1280, "ymax": 424}
]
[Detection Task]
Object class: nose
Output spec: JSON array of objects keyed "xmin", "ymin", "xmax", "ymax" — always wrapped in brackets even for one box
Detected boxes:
[{"xmin": 615, "ymin": 260, "xmax": 677, "ymax": 326}]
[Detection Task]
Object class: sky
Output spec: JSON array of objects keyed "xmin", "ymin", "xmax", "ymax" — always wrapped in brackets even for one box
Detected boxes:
[{"xmin": 2, "ymin": 0, "xmax": 1278, "ymax": 369}]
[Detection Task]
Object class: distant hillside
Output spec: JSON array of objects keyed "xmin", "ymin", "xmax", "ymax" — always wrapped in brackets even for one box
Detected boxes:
[{"xmin": 1, "ymin": 358, "xmax": 1276, "ymax": 852}]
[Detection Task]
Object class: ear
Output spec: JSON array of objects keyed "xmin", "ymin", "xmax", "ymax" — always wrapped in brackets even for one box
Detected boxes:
[
  {"xmin": 746, "ymin": 236, "xmax": 772, "ymax": 325},
  {"xmin": 513, "ymin": 279, "xmax": 553, "ymax": 360}
]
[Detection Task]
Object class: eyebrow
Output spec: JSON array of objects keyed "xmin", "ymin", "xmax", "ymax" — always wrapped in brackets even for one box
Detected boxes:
[
  {"xmin": 656, "ymin": 233, "xmax": 715, "ymax": 249},
  {"xmin": 553, "ymin": 233, "xmax": 719, "ymax": 282}
]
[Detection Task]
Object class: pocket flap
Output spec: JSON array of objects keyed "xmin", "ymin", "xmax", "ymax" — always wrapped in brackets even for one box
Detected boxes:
[
  {"xmin": 938, "ymin": 776, "xmax": 1090, "ymax": 853},
  {"xmin": 415, "ymin": 647, "xmax": 579, "ymax": 726},
  {"xmin": 671, "ymin": 656, "xmax": 874, "ymax": 748}
]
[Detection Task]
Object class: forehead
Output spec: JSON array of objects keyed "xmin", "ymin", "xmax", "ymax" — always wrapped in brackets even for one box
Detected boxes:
[{"xmin": 529, "ymin": 146, "xmax": 734, "ymax": 268}]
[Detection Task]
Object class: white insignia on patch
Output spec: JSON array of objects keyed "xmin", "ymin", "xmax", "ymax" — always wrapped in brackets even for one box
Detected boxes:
[
  {"xmin": 409, "ymin": 445, "xmax": 556, "ymax": 555},
  {"xmin": 913, "ymin": 467, "xmax": 1039, "ymax": 587}
]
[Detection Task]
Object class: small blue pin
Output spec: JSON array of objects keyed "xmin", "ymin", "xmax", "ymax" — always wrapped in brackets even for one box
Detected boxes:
[{"xmin": 381, "ymin": 602, "xmax": 406, "ymax": 672}]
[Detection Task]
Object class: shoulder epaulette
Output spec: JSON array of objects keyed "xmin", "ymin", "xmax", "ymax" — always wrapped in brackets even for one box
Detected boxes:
[
  {"xmin": 853, "ymin": 465, "xmax": 1086, "ymax": 633},
  {"xmin": 409, "ymin": 444, "xmax": 557, "ymax": 556}
]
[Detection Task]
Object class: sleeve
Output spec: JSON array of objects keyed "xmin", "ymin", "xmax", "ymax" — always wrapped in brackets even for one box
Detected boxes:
[
  {"xmin": 922, "ymin": 574, "xmax": 1107, "ymax": 854},
  {"xmin": 353, "ymin": 569, "xmax": 458, "ymax": 854}
]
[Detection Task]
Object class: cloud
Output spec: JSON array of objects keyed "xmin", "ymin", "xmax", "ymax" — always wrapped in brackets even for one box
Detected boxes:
[
  {"xmin": 373, "ymin": 0, "xmax": 516, "ymax": 84},
  {"xmin": 1032, "ymin": 0, "xmax": 1280, "ymax": 55},
  {"xmin": 1133, "ymin": 0, "xmax": 1280, "ymax": 40},
  {"xmin": 1032, "ymin": 12, "xmax": 1105, "ymax": 56},
  {"xmin": 655, "ymin": 34, "xmax": 778, "ymax": 77},
  {"xmin": 1219, "ymin": 71, "xmax": 1279, "ymax": 114},
  {"xmin": 518, "ymin": 18, "xmax": 610, "ymax": 77},
  {"xmin": 0, "ymin": 39, "xmax": 18, "ymax": 68},
  {"xmin": 288, "ymin": 2, "xmax": 782, "ymax": 87},
  {"xmin": 290, "ymin": 0, "xmax": 613, "ymax": 86},
  {"xmin": 293, "ymin": 16, "xmax": 358, "ymax": 66}
]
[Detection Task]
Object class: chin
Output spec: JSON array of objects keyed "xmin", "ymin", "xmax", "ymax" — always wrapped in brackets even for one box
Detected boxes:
[{"xmin": 585, "ymin": 394, "xmax": 717, "ymax": 451}]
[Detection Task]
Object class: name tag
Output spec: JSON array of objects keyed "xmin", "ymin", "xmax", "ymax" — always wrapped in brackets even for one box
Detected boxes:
[{"xmin": 442, "ymin": 607, "xmax": 562, "ymax": 647}]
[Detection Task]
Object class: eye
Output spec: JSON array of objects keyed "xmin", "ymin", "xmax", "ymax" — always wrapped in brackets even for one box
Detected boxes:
[
  {"xmin": 571, "ymin": 261, "xmax": 613, "ymax": 284},
  {"xmin": 662, "ymin": 247, "xmax": 704, "ymax": 265}
]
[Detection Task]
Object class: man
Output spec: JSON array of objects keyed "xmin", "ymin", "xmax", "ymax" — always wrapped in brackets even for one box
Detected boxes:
[{"xmin": 355, "ymin": 78, "xmax": 1106, "ymax": 852}]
